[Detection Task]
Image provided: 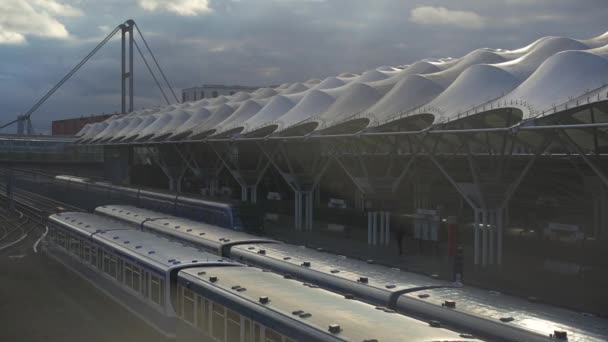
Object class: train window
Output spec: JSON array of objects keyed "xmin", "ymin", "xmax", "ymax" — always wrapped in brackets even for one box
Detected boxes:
[
  {"xmin": 160, "ymin": 279, "xmax": 165, "ymax": 306},
  {"xmin": 102, "ymin": 252, "xmax": 119, "ymax": 280},
  {"xmin": 226, "ymin": 309, "xmax": 240, "ymax": 342},
  {"xmin": 70, "ymin": 236, "xmax": 80, "ymax": 255},
  {"xmin": 243, "ymin": 319, "xmax": 252, "ymax": 342},
  {"xmin": 142, "ymin": 272, "xmax": 149, "ymax": 298},
  {"xmin": 132, "ymin": 266, "xmax": 141, "ymax": 292},
  {"xmin": 212, "ymin": 302, "xmax": 226, "ymax": 341},
  {"xmin": 89, "ymin": 245, "xmax": 96, "ymax": 266},
  {"xmin": 124, "ymin": 263, "xmax": 133, "ymax": 289},
  {"xmin": 254, "ymin": 324, "xmax": 261, "ymax": 342},
  {"xmin": 102, "ymin": 251, "xmax": 110, "ymax": 274},
  {"xmin": 197, "ymin": 295, "xmax": 209, "ymax": 332},
  {"xmin": 110, "ymin": 256, "xmax": 118, "ymax": 279},
  {"xmin": 264, "ymin": 329, "xmax": 282, "ymax": 342},
  {"xmin": 117, "ymin": 259, "xmax": 124, "ymax": 282},
  {"xmin": 83, "ymin": 243, "xmax": 90, "ymax": 262},
  {"xmin": 182, "ymin": 288, "xmax": 196, "ymax": 325},
  {"xmin": 150, "ymin": 276, "xmax": 161, "ymax": 305},
  {"xmin": 96, "ymin": 248, "xmax": 102, "ymax": 269},
  {"xmin": 150, "ymin": 275, "xmax": 165, "ymax": 306}
]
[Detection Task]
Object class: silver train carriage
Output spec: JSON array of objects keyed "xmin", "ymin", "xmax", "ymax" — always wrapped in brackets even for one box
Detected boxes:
[
  {"xmin": 53, "ymin": 174, "xmax": 261, "ymax": 231},
  {"xmin": 46, "ymin": 211, "xmax": 239, "ymax": 338},
  {"xmin": 176, "ymin": 266, "xmax": 478, "ymax": 342},
  {"xmin": 96, "ymin": 204, "xmax": 608, "ymax": 342},
  {"xmin": 95, "ymin": 205, "xmax": 276, "ymax": 256}
]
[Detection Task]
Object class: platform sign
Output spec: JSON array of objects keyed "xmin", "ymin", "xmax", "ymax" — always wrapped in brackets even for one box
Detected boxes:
[
  {"xmin": 414, "ymin": 209, "xmax": 440, "ymax": 241},
  {"xmin": 544, "ymin": 222, "xmax": 584, "ymax": 243},
  {"xmin": 267, "ymin": 192, "xmax": 281, "ymax": 200},
  {"xmin": 328, "ymin": 198, "xmax": 347, "ymax": 209}
]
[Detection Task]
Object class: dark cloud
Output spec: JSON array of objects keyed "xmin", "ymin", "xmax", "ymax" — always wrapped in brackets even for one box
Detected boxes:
[{"xmin": 0, "ymin": 0, "xmax": 606, "ymax": 133}]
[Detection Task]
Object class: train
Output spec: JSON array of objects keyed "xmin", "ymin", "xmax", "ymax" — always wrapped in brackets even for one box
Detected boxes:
[
  {"xmin": 46, "ymin": 211, "xmax": 475, "ymax": 342},
  {"xmin": 52, "ymin": 175, "xmax": 263, "ymax": 231},
  {"xmin": 95, "ymin": 204, "xmax": 608, "ymax": 342}
]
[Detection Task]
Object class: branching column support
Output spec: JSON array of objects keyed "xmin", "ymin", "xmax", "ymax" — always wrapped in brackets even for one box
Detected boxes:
[
  {"xmin": 559, "ymin": 130, "xmax": 608, "ymax": 238},
  {"xmin": 331, "ymin": 136, "xmax": 423, "ymax": 246},
  {"xmin": 210, "ymin": 142, "xmax": 272, "ymax": 204},
  {"xmin": 425, "ymin": 133, "xmax": 550, "ymax": 267},
  {"xmin": 148, "ymin": 146, "xmax": 187, "ymax": 193},
  {"xmin": 173, "ymin": 144, "xmax": 202, "ymax": 177},
  {"xmin": 257, "ymin": 141, "xmax": 330, "ymax": 231},
  {"xmin": 560, "ymin": 130, "xmax": 608, "ymax": 188}
]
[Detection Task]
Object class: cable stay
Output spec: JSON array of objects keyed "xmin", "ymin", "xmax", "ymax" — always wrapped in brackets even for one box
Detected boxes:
[
  {"xmin": 0, "ymin": 24, "xmax": 122, "ymax": 130},
  {"xmin": 0, "ymin": 19, "xmax": 180, "ymax": 134},
  {"xmin": 134, "ymin": 23, "xmax": 180, "ymax": 103},
  {"xmin": 133, "ymin": 38, "xmax": 171, "ymax": 105}
]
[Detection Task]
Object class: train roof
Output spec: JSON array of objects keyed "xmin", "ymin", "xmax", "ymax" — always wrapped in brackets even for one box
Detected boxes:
[
  {"xmin": 95, "ymin": 205, "xmax": 166, "ymax": 225},
  {"xmin": 50, "ymin": 211, "xmax": 129, "ymax": 235},
  {"xmin": 57, "ymin": 174, "xmax": 235, "ymax": 208},
  {"xmin": 401, "ymin": 286, "xmax": 608, "ymax": 342},
  {"xmin": 232, "ymin": 243, "xmax": 608, "ymax": 341},
  {"xmin": 179, "ymin": 266, "xmax": 476, "ymax": 342},
  {"xmin": 96, "ymin": 205, "xmax": 277, "ymax": 247},
  {"xmin": 231, "ymin": 243, "xmax": 445, "ymax": 292},
  {"xmin": 50, "ymin": 212, "xmax": 238, "ymax": 272}
]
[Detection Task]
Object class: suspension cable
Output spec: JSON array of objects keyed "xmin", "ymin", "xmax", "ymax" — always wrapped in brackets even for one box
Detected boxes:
[
  {"xmin": 133, "ymin": 38, "xmax": 170, "ymax": 105},
  {"xmin": 0, "ymin": 25, "xmax": 123, "ymax": 130},
  {"xmin": 134, "ymin": 24, "xmax": 180, "ymax": 103}
]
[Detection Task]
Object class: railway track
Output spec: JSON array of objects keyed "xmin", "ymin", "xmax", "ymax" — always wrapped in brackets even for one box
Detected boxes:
[{"xmin": 0, "ymin": 184, "xmax": 82, "ymax": 254}]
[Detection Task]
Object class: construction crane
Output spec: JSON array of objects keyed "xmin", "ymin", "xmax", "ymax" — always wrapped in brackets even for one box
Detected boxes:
[{"xmin": 0, "ymin": 19, "xmax": 179, "ymax": 135}]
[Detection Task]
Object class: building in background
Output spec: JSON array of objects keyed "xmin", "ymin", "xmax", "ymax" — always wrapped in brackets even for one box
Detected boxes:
[
  {"xmin": 182, "ymin": 84, "xmax": 260, "ymax": 102},
  {"xmin": 52, "ymin": 114, "xmax": 114, "ymax": 136}
]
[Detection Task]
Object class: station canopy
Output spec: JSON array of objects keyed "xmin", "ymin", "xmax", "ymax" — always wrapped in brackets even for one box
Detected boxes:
[{"xmin": 78, "ymin": 31, "xmax": 608, "ymax": 144}]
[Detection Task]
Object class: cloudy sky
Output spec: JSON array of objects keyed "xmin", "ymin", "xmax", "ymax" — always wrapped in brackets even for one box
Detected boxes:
[{"xmin": 0, "ymin": 0, "xmax": 607, "ymax": 133}]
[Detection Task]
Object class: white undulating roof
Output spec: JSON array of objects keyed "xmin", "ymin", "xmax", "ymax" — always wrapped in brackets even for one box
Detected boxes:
[
  {"xmin": 86, "ymin": 31, "xmax": 608, "ymax": 144},
  {"xmin": 149, "ymin": 109, "xmax": 192, "ymax": 141}
]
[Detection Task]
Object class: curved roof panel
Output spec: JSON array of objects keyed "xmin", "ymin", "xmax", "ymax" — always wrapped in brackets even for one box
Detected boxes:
[
  {"xmin": 230, "ymin": 91, "xmax": 251, "ymax": 102},
  {"xmin": 502, "ymin": 49, "xmax": 608, "ymax": 120},
  {"xmin": 426, "ymin": 49, "xmax": 507, "ymax": 88},
  {"xmin": 78, "ymin": 121, "xmax": 109, "ymax": 143},
  {"xmin": 312, "ymin": 76, "xmax": 345, "ymax": 90},
  {"xmin": 89, "ymin": 119, "xmax": 127, "ymax": 143},
  {"xmin": 187, "ymin": 103, "xmax": 237, "ymax": 139},
  {"xmin": 354, "ymin": 69, "xmax": 390, "ymax": 83},
  {"xmin": 94, "ymin": 117, "xmax": 135, "ymax": 143},
  {"xmin": 315, "ymin": 83, "xmax": 383, "ymax": 132},
  {"xmin": 148, "ymin": 109, "xmax": 192, "ymax": 141},
  {"xmin": 365, "ymin": 74, "xmax": 445, "ymax": 127},
  {"xmin": 109, "ymin": 117, "xmax": 144, "ymax": 142},
  {"xmin": 274, "ymin": 89, "xmax": 337, "ymax": 135},
  {"xmin": 251, "ymin": 87, "xmax": 278, "ymax": 99},
  {"xmin": 431, "ymin": 64, "xmax": 521, "ymax": 123},
  {"xmin": 280, "ymin": 82, "xmax": 310, "ymax": 95},
  {"xmin": 167, "ymin": 106, "xmax": 214, "ymax": 140},
  {"xmin": 75, "ymin": 123, "xmax": 92, "ymax": 137},
  {"xmin": 135, "ymin": 112, "xmax": 175, "ymax": 142},
  {"xmin": 211, "ymin": 99, "xmax": 268, "ymax": 138},
  {"xmin": 120, "ymin": 114, "xmax": 160, "ymax": 142}
]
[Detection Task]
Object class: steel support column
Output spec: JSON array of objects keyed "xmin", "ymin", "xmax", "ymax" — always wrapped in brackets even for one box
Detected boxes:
[
  {"xmin": 128, "ymin": 23, "xmax": 134, "ymax": 112},
  {"xmin": 121, "ymin": 26, "xmax": 126, "ymax": 114},
  {"xmin": 384, "ymin": 211, "xmax": 390, "ymax": 245},
  {"xmin": 474, "ymin": 208, "xmax": 480, "ymax": 265}
]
